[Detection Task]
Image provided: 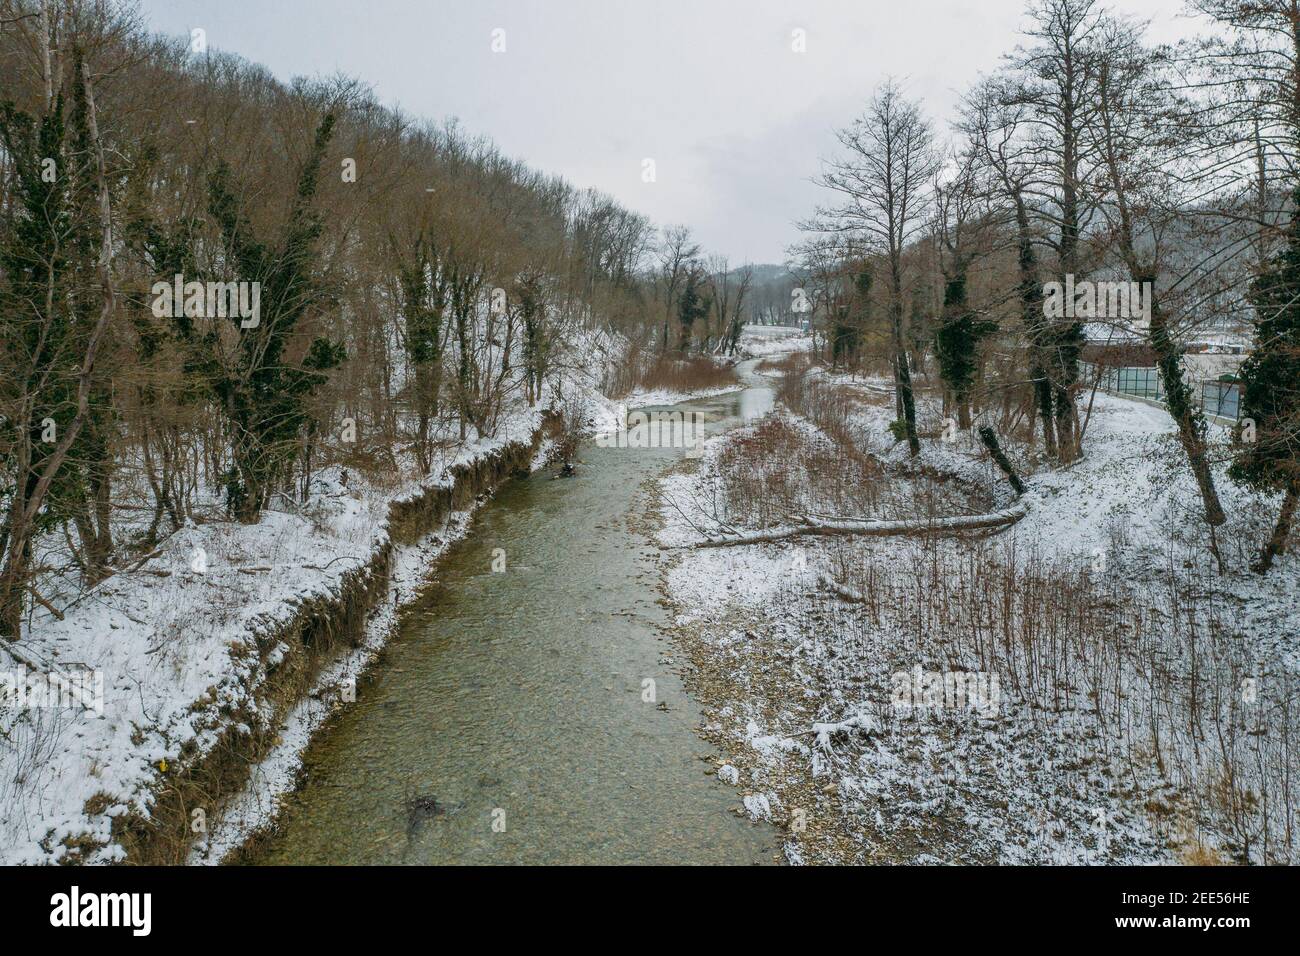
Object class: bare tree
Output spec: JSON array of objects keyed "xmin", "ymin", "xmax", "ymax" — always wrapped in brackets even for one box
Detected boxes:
[
  {"xmin": 1091, "ymin": 17, "xmax": 1228, "ymax": 550},
  {"xmin": 810, "ymin": 79, "xmax": 939, "ymax": 456},
  {"xmin": 655, "ymin": 225, "xmax": 700, "ymax": 352},
  {"xmin": 1003, "ymin": 0, "xmax": 1110, "ymax": 462},
  {"xmin": 960, "ymin": 75, "xmax": 1058, "ymax": 455},
  {"xmin": 932, "ymin": 144, "xmax": 1000, "ymax": 429},
  {"xmin": 724, "ymin": 264, "xmax": 753, "ymax": 354}
]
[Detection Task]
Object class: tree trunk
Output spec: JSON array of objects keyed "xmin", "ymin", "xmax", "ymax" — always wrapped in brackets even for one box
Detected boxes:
[
  {"xmin": 978, "ymin": 424, "xmax": 1027, "ymax": 496},
  {"xmin": 0, "ymin": 540, "xmax": 30, "ymax": 640},
  {"xmin": 1013, "ymin": 192, "xmax": 1056, "ymax": 458},
  {"xmin": 1053, "ymin": 383, "xmax": 1078, "ymax": 463},
  {"xmin": 889, "ymin": 261, "xmax": 920, "ymax": 456},
  {"xmin": 1254, "ymin": 482, "xmax": 1299, "ymax": 573},
  {"xmin": 1148, "ymin": 299, "xmax": 1226, "ymax": 528}
]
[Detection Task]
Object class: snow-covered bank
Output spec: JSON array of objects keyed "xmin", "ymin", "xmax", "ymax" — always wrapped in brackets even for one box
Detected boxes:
[
  {"xmin": 187, "ymin": 506, "xmax": 475, "ymax": 865},
  {"xmin": 655, "ymin": 379, "xmax": 1300, "ymax": 865},
  {"xmin": 619, "ymin": 382, "xmax": 740, "ymax": 409},
  {"xmin": 738, "ymin": 326, "xmax": 812, "ymax": 361},
  {"xmin": 0, "ymin": 323, "xmax": 783, "ymax": 865},
  {"xmin": 0, "ymin": 408, "xmax": 556, "ymax": 865}
]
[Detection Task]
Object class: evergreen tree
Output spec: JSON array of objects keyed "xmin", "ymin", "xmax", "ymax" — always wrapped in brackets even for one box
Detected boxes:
[
  {"xmin": 204, "ymin": 113, "xmax": 346, "ymax": 522},
  {"xmin": 933, "ymin": 272, "xmax": 997, "ymax": 429},
  {"xmin": 396, "ymin": 229, "xmax": 446, "ymax": 471},
  {"xmin": 0, "ymin": 95, "xmax": 77, "ymax": 636},
  {"xmin": 0, "ymin": 57, "xmax": 119, "ymax": 633},
  {"xmin": 1231, "ymin": 185, "xmax": 1300, "ymax": 571},
  {"xmin": 831, "ymin": 269, "xmax": 869, "ymax": 369},
  {"xmin": 676, "ymin": 270, "xmax": 711, "ymax": 352}
]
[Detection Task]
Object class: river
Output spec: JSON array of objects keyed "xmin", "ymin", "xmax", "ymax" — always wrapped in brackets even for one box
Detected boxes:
[{"xmin": 248, "ymin": 359, "xmax": 778, "ymax": 864}]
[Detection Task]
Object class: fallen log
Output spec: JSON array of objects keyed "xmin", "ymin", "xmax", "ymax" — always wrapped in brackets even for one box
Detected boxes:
[
  {"xmin": 816, "ymin": 572, "xmax": 866, "ymax": 603},
  {"xmin": 695, "ymin": 502, "xmax": 1028, "ymax": 548},
  {"xmin": 977, "ymin": 425, "xmax": 1026, "ymax": 496}
]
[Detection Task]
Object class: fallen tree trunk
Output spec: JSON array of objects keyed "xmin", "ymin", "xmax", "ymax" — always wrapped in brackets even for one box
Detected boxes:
[
  {"xmin": 695, "ymin": 503, "xmax": 1028, "ymax": 548},
  {"xmin": 816, "ymin": 572, "xmax": 867, "ymax": 603},
  {"xmin": 978, "ymin": 425, "xmax": 1026, "ymax": 496}
]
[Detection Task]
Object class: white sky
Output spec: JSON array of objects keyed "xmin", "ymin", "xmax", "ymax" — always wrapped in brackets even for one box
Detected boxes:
[{"xmin": 137, "ymin": 0, "xmax": 1205, "ymax": 264}]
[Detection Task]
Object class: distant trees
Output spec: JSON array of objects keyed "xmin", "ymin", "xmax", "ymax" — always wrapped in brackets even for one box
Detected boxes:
[
  {"xmin": 706, "ymin": 257, "xmax": 752, "ymax": 355},
  {"xmin": 676, "ymin": 266, "xmax": 712, "ymax": 352},
  {"xmin": 655, "ymin": 225, "xmax": 699, "ymax": 352},
  {"xmin": 721, "ymin": 264, "xmax": 753, "ymax": 355}
]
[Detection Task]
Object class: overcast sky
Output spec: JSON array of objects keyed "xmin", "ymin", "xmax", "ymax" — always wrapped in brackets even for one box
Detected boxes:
[{"xmin": 137, "ymin": 0, "xmax": 1203, "ymax": 264}]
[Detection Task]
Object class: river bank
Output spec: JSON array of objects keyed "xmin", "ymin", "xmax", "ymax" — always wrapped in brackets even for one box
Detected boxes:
[
  {"xmin": 653, "ymin": 353, "xmax": 1300, "ymax": 864},
  {"xmin": 1, "ymin": 333, "xmax": 797, "ymax": 866},
  {"xmin": 0, "ymin": 405, "xmax": 566, "ymax": 864},
  {"xmin": 235, "ymin": 362, "xmax": 781, "ymax": 865}
]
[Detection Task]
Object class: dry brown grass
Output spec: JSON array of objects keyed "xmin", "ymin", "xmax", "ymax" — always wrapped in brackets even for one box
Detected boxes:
[
  {"xmin": 707, "ymin": 362, "xmax": 1300, "ymax": 862},
  {"xmin": 755, "ymin": 351, "xmax": 812, "ymax": 376},
  {"xmin": 1178, "ymin": 840, "xmax": 1228, "ymax": 865},
  {"xmin": 713, "ymin": 417, "xmax": 883, "ymax": 528},
  {"xmin": 608, "ymin": 346, "xmax": 739, "ymax": 398},
  {"xmin": 778, "ymin": 365, "xmax": 896, "ymax": 451},
  {"xmin": 710, "ymin": 412, "xmax": 980, "ymax": 534}
]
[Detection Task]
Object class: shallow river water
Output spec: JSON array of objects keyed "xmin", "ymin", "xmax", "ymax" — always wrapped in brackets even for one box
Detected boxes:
[{"xmin": 250, "ymin": 362, "xmax": 777, "ymax": 864}]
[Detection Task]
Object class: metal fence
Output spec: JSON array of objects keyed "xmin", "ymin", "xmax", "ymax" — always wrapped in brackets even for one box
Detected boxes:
[
  {"xmin": 1202, "ymin": 380, "xmax": 1242, "ymax": 421},
  {"xmin": 1080, "ymin": 362, "xmax": 1164, "ymax": 400},
  {"xmin": 1079, "ymin": 361, "xmax": 1243, "ymax": 422}
]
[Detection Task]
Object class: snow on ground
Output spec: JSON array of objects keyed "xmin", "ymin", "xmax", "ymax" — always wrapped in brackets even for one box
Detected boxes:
[
  {"xmin": 191, "ymin": 431, "xmax": 565, "ymax": 863},
  {"xmin": 602, "ymin": 326, "xmax": 799, "ymax": 416},
  {"xmin": 0, "ymin": 321, "xmax": 787, "ymax": 865},
  {"xmin": 737, "ymin": 325, "xmax": 812, "ymax": 361},
  {"xmin": 620, "ymin": 383, "xmax": 740, "ymax": 409},
  {"xmin": 834, "ymin": 376, "xmax": 1299, "ymax": 663},
  {"xmin": 0, "ymin": 315, "xmax": 662, "ymax": 865},
  {"xmin": 0, "ymin": 403, "xmax": 549, "ymax": 864},
  {"xmin": 656, "ymin": 373, "xmax": 1299, "ymax": 864}
]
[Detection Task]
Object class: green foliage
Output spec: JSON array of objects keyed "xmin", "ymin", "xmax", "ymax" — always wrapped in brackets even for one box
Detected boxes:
[
  {"xmin": 676, "ymin": 272, "xmax": 711, "ymax": 351},
  {"xmin": 0, "ymin": 72, "xmax": 113, "ymax": 539},
  {"xmin": 832, "ymin": 269, "xmax": 871, "ymax": 367},
  {"xmin": 398, "ymin": 234, "xmax": 444, "ymax": 367},
  {"xmin": 201, "ymin": 113, "xmax": 345, "ymax": 520},
  {"xmin": 933, "ymin": 272, "xmax": 997, "ymax": 408},
  {"xmin": 1231, "ymin": 186, "xmax": 1300, "ymax": 493}
]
